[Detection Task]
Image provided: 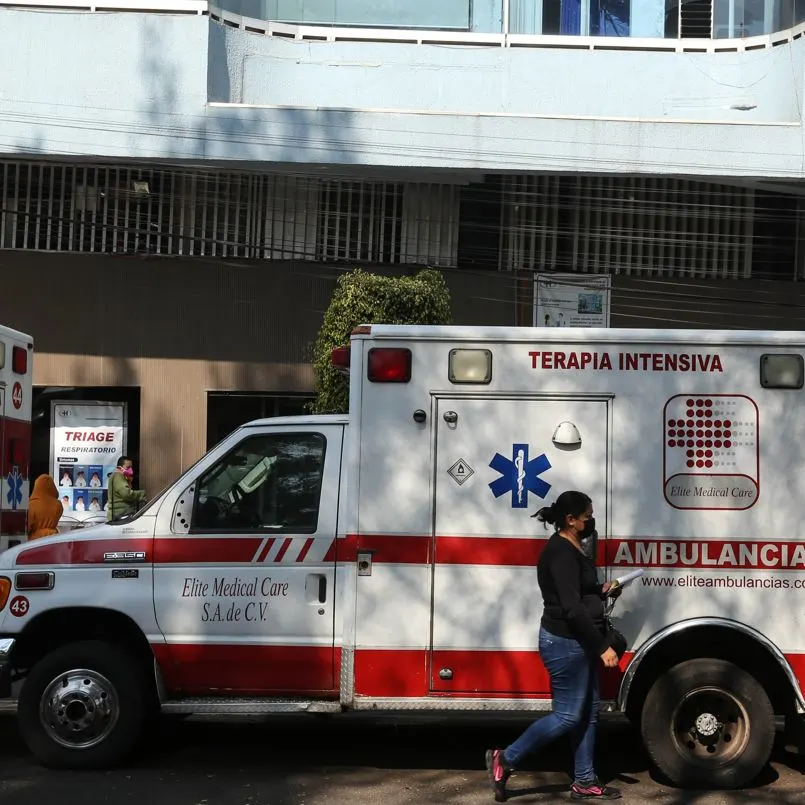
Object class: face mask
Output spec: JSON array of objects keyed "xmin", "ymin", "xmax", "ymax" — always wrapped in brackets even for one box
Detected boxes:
[
  {"xmin": 578, "ymin": 517, "xmax": 597, "ymax": 561},
  {"xmin": 122, "ymin": 467, "xmax": 133, "ymax": 479}
]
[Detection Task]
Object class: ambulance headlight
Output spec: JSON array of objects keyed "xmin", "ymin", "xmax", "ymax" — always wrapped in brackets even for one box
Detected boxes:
[
  {"xmin": 448, "ymin": 349, "xmax": 492, "ymax": 385},
  {"xmin": 760, "ymin": 354, "xmax": 804, "ymax": 389}
]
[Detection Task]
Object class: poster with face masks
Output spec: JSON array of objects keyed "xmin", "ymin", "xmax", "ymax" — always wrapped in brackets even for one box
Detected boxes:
[{"xmin": 50, "ymin": 402, "xmax": 127, "ymax": 528}]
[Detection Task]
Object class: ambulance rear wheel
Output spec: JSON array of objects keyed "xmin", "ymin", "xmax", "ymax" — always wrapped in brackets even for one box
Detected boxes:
[
  {"xmin": 18, "ymin": 640, "xmax": 148, "ymax": 769},
  {"xmin": 641, "ymin": 658, "xmax": 774, "ymax": 789}
]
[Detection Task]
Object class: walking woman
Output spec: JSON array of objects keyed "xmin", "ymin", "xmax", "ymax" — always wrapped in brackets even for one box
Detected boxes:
[{"xmin": 485, "ymin": 491, "xmax": 623, "ymax": 802}]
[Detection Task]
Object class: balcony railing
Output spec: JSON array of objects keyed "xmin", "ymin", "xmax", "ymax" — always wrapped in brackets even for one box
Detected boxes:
[
  {"xmin": 218, "ymin": 0, "xmax": 805, "ymax": 39},
  {"xmin": 4, "ymin": 0, "xmax": 805, "ymax": 51}
]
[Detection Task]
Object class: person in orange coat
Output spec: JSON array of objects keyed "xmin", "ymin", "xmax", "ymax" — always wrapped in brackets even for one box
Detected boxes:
[{"xmin": 27, "ymin": 474, "xmax": 64, "ymax": 540}]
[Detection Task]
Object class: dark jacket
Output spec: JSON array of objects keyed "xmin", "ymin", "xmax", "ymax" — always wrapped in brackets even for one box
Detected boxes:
[{"xmin": 538, "ymin": 532, "xmax": 611, "ymax": 657}]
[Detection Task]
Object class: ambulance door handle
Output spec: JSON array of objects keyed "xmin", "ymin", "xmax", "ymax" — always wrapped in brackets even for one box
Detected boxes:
[{"xmin": 305, "ymin": 573, "xmax": 327, "ymax": 609}]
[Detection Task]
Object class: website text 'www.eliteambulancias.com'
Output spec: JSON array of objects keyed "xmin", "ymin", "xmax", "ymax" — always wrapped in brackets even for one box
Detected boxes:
[{"xmin": 640, "ymin": 575, "xmax": 805, "ymax": 590}]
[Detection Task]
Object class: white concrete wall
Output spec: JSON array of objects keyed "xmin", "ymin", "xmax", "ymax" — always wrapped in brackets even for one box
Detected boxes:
[
  {"xmin": 0, "ymin": 12, "xmax": 210, "ymax": 158},
  {"xmin": 232, "ymin": 35, "xmax": 803, "ymax": 121},
  {"xmin": 1, "ymin": 9, "xmax": 805, "ymax": 177}
]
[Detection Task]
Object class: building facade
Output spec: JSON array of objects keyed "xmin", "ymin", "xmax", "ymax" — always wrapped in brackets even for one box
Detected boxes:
[{"xmin": 2, "ymin": 0, "xmax": 805, "ymax": 492}]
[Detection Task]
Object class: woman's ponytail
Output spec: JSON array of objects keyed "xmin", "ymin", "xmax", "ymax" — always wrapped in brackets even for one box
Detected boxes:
[
  {"xmin": 532, "ymin": 503, "xmax": 558, "ymax": 528},
  {"xmin": 531, "ymin": 491, "xmax": 591, "ymax": 531}
]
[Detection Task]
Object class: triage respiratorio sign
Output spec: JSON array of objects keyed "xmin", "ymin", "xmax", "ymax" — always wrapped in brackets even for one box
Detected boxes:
[{"xmin": 51, "ymin": 402, "xmax": 127, "ymax": 521}]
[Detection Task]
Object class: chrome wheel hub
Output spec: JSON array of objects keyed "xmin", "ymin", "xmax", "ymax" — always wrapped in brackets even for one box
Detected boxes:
[
  {"xmin": 694, "ymin": 712, "xmax": 719, "ymax": 738},
  {"xmin": 40, "ymin": 668, "xmax": 119, "ymax": 749}
]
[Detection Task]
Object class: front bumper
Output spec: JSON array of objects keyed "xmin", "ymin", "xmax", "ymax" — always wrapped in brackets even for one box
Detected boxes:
[{"xmin": 0, "ymin": 638, "xmax": 15, "ymax": 698}]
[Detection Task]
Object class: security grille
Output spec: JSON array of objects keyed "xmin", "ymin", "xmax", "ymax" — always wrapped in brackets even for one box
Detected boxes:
[
  {"xmin": 317, "ymin": 180, "xmax": 403, "ymax": 263},
  {"xmin": 0, "ymin": 163, "xmax": 261, "ymax": 257},
  {"xmin": 499, "ymin": 175, "xmax": 755, "ymax": 279},
  {"xmin": 1, "ymin": 160, "xmax": 776, "ymax": 278},
  {"xmin": 0, "ymin": 161, "xmax": 460, "ymax": 267},
  {"xmin": 400, "ymin": 183, "xmax": 460, "ymax": 267}
]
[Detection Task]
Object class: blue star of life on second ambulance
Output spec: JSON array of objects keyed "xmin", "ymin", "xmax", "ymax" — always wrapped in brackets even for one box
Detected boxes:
[
  {"xmin": 489, "ymin": 444, "xmax": 552, "ymax": 508},
  {"xmin": 6, "ymin": 466, "xmax": 23, "ymax": 510}
]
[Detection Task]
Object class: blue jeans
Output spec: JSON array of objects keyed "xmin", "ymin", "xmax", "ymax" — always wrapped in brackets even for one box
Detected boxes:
[{"xmin": 503, "ymin": 627, "xmax": 600, "ymax": 783}]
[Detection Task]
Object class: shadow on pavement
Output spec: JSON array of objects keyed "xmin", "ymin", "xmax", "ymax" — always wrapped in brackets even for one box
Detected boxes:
[{"xmin": 0, "ymin": 714, "xmax": 800, "ymax": 804}]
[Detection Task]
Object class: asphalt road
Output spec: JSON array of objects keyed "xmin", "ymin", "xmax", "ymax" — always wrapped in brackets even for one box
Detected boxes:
[{"xmin": 0, "ymin": 713, "xmax": 803, "ymax": 804}]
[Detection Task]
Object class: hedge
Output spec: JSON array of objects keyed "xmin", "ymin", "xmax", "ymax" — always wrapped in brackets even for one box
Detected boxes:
[{"xmin": 309, "ymin": 268, "xmax": 453, "ymax": 414}]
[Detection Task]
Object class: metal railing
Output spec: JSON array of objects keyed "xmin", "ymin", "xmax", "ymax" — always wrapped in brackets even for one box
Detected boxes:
[
  {"xmin": 3, "ymin": 0, "xmax": 805, "ymax": 54},
  {"xmin": 0, "ymin": 159, "xmax": 781, "ymax": 281}
]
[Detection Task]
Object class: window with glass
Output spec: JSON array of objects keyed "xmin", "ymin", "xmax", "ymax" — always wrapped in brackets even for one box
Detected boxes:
[{"xmin": 192, "ymin": 433, "xmax": 327, "ymax": 534}]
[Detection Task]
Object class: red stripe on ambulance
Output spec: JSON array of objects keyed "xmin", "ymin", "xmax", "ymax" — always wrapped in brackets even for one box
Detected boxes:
[
  {"xmin": 255, "ymin": 538, "xmax": 275, "ymax": 563},
  {"xmin": 274, "ymin": 537, "xmax": 293, "ymax": 562},
  {"xmin": 324, "ymin": 533, "xmax": 432, "ymax": 564},
  {"xmin": 151, "ymin": 643, "xmax": 342, "ymax": 695},
  {"xmin": 16, "ymin": 538, "xmax": 153, "ymax": 566},
  {"xmin": 297, "ymin": 537, "xmax": 315, "ymax": 562},
  {"xmin": 149, "ymin": 643, "xmax": 805, "ymax": 703},
  {"xmin": 18, "ymin": 532, "xmax": 805, "ymax": 571}
]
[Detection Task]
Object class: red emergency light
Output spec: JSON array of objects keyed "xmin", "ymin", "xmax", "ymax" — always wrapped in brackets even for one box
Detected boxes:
[
  {"xmin": 331, "ymin": 346, "xmax": 351, "ymax": 376},
  {"xmin": 367, "ymin": 348, "xmax": 412, "ymax": 383},
  {"xmin": 12, "ymin": 346, "xmax": 27, "ymax": 375}
]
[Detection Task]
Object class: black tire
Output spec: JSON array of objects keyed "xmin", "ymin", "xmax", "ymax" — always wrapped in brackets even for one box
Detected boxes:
[
  {"xmin": 640, "ymin": 658, "xmax": 774, "ymax": 789},
  {"xmin": 17, "ymin": 640, "xmax": 149, "ymax": 769}
]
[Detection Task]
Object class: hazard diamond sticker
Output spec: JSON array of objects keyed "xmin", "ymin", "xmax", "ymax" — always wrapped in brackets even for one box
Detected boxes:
[{"xmin": 447, "ymin": 458, "xmax": 475, "ymax": 486}]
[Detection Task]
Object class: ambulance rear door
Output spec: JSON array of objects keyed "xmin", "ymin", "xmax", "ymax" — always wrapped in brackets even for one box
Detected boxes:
[{"xmin": 430, "ymin": 394, "xmax": 612, "ymax": 695}]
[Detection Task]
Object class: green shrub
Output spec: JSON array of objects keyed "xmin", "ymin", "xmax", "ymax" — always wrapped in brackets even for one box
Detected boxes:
[{"xmin": 310, "ymin": 268, "xmax": 453, "ymax": 414}]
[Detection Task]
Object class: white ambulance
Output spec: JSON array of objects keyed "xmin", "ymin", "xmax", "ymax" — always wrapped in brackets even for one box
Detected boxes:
[
  {"xmin": 0, "ymin": 325, "xmax": 802, "ymax": 789},
  {"xmin": 0, "ymin": 324, "xmax": 33, "ymax": 551}
]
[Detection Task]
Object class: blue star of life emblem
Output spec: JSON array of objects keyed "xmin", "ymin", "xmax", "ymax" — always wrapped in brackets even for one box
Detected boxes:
[
  {"xmin": 489, "ymin": 444, "xmax": 552, "ymax": 508},
  {"xmin": 6, "ymin": 466, "xmax": 22, "ymax": 510}
]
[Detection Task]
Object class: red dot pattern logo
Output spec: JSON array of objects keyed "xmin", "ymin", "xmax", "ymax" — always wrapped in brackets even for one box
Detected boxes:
[{"xmin": 668, "ymin": 397, "xmax": 739, "ymax": 470}]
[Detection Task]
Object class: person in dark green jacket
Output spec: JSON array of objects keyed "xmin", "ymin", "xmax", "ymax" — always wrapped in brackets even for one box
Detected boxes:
[{"xmin": 107, "ymin": 456, "xmax": 146, "ymax": 522}]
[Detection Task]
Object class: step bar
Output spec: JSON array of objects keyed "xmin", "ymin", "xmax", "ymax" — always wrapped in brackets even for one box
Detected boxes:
[{"xmin": 160, "ymin": 697, "xmax": 342, "ymax": 715}]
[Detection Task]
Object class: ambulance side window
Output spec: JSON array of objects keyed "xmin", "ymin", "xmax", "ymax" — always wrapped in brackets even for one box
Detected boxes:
[{"xmin": 191, "ymin": 432, "xmax": 327, "ymax": 534}]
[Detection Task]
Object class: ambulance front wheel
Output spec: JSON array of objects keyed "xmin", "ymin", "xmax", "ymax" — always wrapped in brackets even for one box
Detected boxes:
[
  {"xmin": 640, "ymin": 658, "xmax": 775, "ymax": 789},
  {"xmin": 18, "ymin": 640, "xmax": 148, "ymax": 769}
]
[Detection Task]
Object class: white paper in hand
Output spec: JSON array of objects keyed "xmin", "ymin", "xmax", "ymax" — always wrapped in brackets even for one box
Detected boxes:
[{"xmin": 612, "ymin": 568, "xmax": 644, "ymax": 589}]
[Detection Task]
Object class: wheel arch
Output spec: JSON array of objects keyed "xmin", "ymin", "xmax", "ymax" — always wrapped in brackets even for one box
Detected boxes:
[
  {"xmin": 619, "ymin": 617, "xmax": 804, "ymax": 719},
  {"xmin": 12, "ymin": 606, "xmax": 157, "ymax": 687}
]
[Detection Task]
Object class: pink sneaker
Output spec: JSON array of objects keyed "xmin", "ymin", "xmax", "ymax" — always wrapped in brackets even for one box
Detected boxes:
[
  {"xmin": 570, "ymin": 780, "xmax": 622, "ymax": 800},
  {"xmin": 484, "ymin": 749, "xmax": 511, "ymax": 802}
]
